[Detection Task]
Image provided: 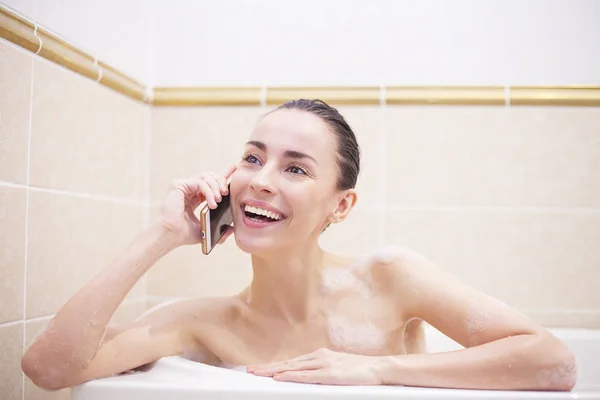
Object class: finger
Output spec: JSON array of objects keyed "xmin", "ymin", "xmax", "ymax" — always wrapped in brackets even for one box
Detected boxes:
[
  {"xmin": 187, "ymin": 193, "xmax": 205, "ymax": 212},
  {"xmin": 250, "ymin": 359, "xmax": 322, "ymax": 377},
  {"xmin": 216, "ymin": 225, "xmax": 233, "ymax": 245},
  {"xmin": 273, "ymin": 370, "xmax": 325, "ymax": 384},
  {"xmin": 200, "ymin": 174, "xmax": 222, "ymax": 202},
  {"xmin": 196, "ymin": 179, "xmax": 217, "ymax": 209},
  {"xmin": 207, "ymin": 172, "xmax": 228, "ymax": 196},
  {"xmin": 224, "ymin": 164, "xmax": 237, "ymax": 181},
  {"xmin": 247, "ymin": 353, "xmax": 315, "ymax": 372}
]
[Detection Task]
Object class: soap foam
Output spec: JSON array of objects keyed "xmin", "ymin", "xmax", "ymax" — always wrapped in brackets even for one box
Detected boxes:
[
  {"xmin": 536, "ymin": 362, "xmax": 577, "ymax": 390},
  {"xmin": 319, "ymin": 267, "xmax": 371, "ymax": 299},
  {"xmin": 464, "ymin": 296, "xmax": 511, "ymax": 345},
  {"xmin": 327, "ymin": 315, "xmax": 386, "ymax": 352}
]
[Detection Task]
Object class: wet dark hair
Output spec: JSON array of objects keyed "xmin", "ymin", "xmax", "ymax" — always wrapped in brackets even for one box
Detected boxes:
[{"xmin": 273, "ymin": 99, "xmax": 360, "ymax": 191}]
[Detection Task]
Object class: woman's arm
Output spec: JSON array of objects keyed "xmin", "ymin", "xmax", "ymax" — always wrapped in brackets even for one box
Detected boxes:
[
  {"xmin": 22, "ymin": 169, "xmax": 234, "ymax": 390},
  {"xmin": 21, "ymin": 224, "xmax": 185, "ymax": 390},
  {"xmin": 377, "ymin": 250, "xmax": 576, "ymax": 391}
]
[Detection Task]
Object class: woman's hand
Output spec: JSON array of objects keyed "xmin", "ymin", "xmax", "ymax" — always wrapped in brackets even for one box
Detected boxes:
[
  {"xmin": 158, "ymin": 165, "xmax": 236, "ymax": 247},
  {"xmin": 247, "ymin": 348, "xmax": 383, "ymax": 385}
]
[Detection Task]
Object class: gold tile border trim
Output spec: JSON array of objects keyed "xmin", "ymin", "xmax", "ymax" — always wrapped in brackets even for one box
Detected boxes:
[
  {"xmin": 266, "ymin": 87, "xmax": 381, "ymax": 105},
  {"xmin": 153, "ymin": 87, "xmax": 262, "ymax": 106},
  {"xmin": 387, "ymin": 86, "xmax": 505, "ymax": 105},
  {"xmin": 1, "ymin": 5, "xmax": 599, "ymax": 107},
  {"xmin": 36, "ymin": 26, "xmax": 98, "ymax": 81},
  {"xmin": 510, "ymin": 86, "xmax": 600, "ymax": 107},
  {"xmin": 0, "ymin": 6, "xmax": 38, "ymax": 53},
  {"xmin": 0, "ymin": 5, "xmax": 146, "ymax": 103},
  {"xmin": 99, "ymin": 61, "xmax": 146, "ymax": 102}
]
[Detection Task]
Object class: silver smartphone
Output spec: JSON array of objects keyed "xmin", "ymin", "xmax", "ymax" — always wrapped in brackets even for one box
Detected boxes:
[{"xmin": 199, "ymin": 192, "xmax": 233, "ymax": 255}]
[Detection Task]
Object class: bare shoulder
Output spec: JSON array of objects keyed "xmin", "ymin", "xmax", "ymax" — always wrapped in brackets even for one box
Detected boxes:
[
  {"xmin": 360, "ymin": 245, "xmax": 433, "ymax": 284},
  {"xmin": 357, "ymin": 245, "xmax": 452, "ymax": 310}
]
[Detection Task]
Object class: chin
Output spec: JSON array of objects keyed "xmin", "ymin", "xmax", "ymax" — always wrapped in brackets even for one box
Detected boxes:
[{"xmin": 233, "ymin": 233, "xmax": 279, "ymax": 255}]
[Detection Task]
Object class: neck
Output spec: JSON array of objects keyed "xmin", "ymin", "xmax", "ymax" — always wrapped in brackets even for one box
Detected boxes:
[{"xmin": 246, "ymin": 243, "xmax": 327, "ymax": 325}]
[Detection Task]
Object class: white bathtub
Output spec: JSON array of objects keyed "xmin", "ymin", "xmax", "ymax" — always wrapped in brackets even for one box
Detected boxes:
[{"xmin": 72, "ymin": 326, "xmax": 600, "ymax": 400}]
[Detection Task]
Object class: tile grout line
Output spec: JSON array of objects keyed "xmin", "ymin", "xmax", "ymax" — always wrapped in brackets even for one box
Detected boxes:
[
  {"xmin": 22, "ymin": 42, "xmax": 36, "ymax": 400},
  {"xmin": 0, "ymin": 319, "xmax": 26, "ymax": 328},
  {"xmin": 377, "ymin": 86, "xmax": 387, "ymax": 247},
  {"xmin": 0, "ymin": 298, "xmax": 148, "ymax": 330},
  {"xmin": 143, "ymin": 105, "xmax": 152, "ymax": 310},
  {"xmin": 0, "ymin": 180, "xmax": 145, "ymax": 206}
]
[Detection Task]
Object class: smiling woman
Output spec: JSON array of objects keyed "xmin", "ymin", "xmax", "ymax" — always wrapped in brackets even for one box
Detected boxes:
[{"xmin": 22, "ymin": 99, "xmax": 576, "ymax": 393}]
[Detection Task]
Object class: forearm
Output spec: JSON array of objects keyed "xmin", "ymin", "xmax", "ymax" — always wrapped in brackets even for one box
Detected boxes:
[
  {"xmin": 22, "ymin": 224, "xmax": 177, "ymax": 375},
  {"xmin": 377, "ymin": 334, "xmax": 576, "ymax": 391}
]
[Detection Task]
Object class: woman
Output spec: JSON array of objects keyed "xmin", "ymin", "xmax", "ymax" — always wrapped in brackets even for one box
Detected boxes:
[{"xmin": 22, "ymin": 99, "xmax": 576, "ymax": 391}]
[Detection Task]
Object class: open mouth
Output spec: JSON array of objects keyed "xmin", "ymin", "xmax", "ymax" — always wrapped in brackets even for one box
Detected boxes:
[{"xmin": 241, "ymin": 204, "xmax": 286, "ymax": 224}]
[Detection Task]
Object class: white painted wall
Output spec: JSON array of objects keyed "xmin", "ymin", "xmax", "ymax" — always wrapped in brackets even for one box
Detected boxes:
[
  {"xmin": 154, "ymin": 0, "xmax": 600, "ymax": 87},
  {"xmin": 3, "ymin": 0, "xmax": 600, "ymax": 87},
  {"xmin": 1, "ymin": 0, "xmax": 156, "ymax": 85}
]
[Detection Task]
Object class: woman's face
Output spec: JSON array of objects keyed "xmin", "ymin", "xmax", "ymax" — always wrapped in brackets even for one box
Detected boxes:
[{"xmin": 229, "ymin": 109, "xmax": 346, "ymax": 254}]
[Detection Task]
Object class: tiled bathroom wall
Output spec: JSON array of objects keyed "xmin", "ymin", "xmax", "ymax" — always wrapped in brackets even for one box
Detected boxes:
[
  {"xmin": 0, "ymin": 38, "xmax": 149, "ymax": 399},
  {"xmin": 148, "ymin": 105, "xmax": 600, "ymax": 329},
  {"xmin": 2, "ymin": 31, "xmax": 600, "ymax": 400}
]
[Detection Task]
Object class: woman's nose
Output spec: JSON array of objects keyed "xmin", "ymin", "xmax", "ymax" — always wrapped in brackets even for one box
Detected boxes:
[{"xmin": 249, "ymin": 169, "xmax": 275, "ymax": 194}]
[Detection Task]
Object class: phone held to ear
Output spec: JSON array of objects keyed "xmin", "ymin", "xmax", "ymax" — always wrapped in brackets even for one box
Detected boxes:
[{"xmin": 200, "ymin": 192, "xmax": 233, "ymax": 255}]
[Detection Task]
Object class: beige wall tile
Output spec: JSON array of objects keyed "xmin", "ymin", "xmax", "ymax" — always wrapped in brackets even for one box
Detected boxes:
[
  {"xmin": 25, "ymin": 317, "xmax": 71, "ymax": 400},
  {"xmin": 335, "ymin": 107, "xmax": 382, "ymax": 211},
  {"xmin": 150, "ymin": 107, "xmax": 266, "ymax": 202},
  {"xmin": 385, "ymin": 210, "xmax": 600, "ymax": 313},
  {"xmin": 25, "ymin": 317, "xmax": 50, "ymax": 354},
  {"xmin": 0, "ymin": 39, "xmax": 32, "ymax": 184},
  {"xmin": 0, "ymin": 322, "xmax": 23, "ymax": 400},
  {"xmin": 26, "ymin": 191, "xmax": 143, "ymax": 318},
  {"xmin": 148, "ymin": 237, "xmax": 252, "ymax": 298},
  {"xmin": 0, "ymin": 186, "xmax": 26, "ymax": 323},
  {"xmin": 30, "ymin": 58, "xmax": 148, "ymax": 199},
  {"xmin": 141, "ymin": 107, "xmax": 152, "ymax": 207},
  {"xmin": 522, "ymin": 310, "xmax": 600, "ymax": 329},
  {"xmin": 385, "ymin": 107, "xmax": 600, "ymax": 208}
]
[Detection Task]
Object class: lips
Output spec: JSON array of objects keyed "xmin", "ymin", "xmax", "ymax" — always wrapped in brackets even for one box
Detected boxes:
[{"xmin": 239, "ymin": 200, "xmax": 288, "ymax": 228}]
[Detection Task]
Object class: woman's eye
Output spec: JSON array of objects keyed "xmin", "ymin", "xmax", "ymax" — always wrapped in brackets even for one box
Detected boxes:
[
  {"xmin": 244, "ymin": 154, "xmax": 260, "ymax": 164},
  {"xmin": 287, "ymin": 165, "xmax": 306, "ymax": 175}
]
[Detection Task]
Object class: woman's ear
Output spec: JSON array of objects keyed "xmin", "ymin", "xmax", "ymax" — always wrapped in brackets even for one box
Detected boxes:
[{"xmin": 330, "ymin": 189, "xmax": 357, "ymax": 224}]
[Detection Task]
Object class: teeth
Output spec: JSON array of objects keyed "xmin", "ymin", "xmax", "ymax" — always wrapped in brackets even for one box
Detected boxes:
[{"xmin": 244, "ymin": 205, "xmax": 282, "ymax": 220}]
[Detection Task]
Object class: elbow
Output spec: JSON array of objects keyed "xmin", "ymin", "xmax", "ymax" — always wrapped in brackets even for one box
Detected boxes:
[
  {"xmin": 22, "ymin": 351, "xmax": 69, "ymax": 391},
  {"xmin": 532, "ymin": 334, "xmax": 577, "ymax": 391}
]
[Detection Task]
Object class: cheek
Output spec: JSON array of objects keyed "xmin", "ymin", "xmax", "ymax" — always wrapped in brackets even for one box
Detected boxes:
[
  {"xmin": 290, "ymin": 194, "xmax": 335, "ymax": 225},
  {"xmin": 228, "ymin": 171, "xmax": 249, "ymax": 195}
]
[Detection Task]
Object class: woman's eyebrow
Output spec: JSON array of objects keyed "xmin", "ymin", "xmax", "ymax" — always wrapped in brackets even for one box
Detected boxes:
[{"xmin": 246, "ymin": 140, "xmax": 319, "ymax": 165}]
